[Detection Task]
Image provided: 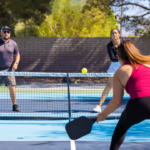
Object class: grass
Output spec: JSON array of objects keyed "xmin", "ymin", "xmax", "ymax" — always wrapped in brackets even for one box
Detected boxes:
[
  {"xmin": 0, "ymin": 83, "xmax": 128, "ymax": 94},
  {"xmin": 0, "ymin": 88, "xmax": 128, "ymax": 94}
]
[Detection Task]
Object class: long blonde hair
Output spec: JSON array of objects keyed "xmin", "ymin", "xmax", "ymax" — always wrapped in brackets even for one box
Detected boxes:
[{"xmin": 117, "ymin": 41, "xmax": 150, "ymax": 69}]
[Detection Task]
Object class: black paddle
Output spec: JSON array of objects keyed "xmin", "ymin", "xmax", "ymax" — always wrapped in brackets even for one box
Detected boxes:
[{"xmin": 65, "ymin": 116, "xmax": 97, "ymax": 140}]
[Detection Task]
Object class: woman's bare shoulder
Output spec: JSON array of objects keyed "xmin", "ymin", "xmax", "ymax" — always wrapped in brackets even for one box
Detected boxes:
[
  {"xmin": 115, "ymin": 64, "xmax": 133, "ymax": 87},
  {"xmin": 120, "ymin": 64, "xmax": 132, "ymax": 70},
  {"xmin": 115, "ymin": 64, "xmax": 132, "ymax": 78}
]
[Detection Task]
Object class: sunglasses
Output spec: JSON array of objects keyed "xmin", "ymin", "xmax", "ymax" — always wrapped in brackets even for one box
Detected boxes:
[{"xmin": 3, "ymin": 31, "xmax": 10, "ymax": 34}]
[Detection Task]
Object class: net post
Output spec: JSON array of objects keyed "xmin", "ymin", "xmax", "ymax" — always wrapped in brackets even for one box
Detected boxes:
[{"xmin": 67, "ymin": 73, "xmax": 71, "ymax": 122}]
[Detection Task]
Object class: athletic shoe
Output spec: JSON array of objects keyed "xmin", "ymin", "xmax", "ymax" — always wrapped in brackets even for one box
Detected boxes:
[
  {"xmin": 13, "ymin": 104, "xmax": 21, "ymax": 112},
  {"xmin": 93, "ymin": 105, "xmax": 101, "ymax": 113}
]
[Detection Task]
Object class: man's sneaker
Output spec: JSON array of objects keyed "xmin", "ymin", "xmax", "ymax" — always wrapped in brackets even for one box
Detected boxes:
[
  {"xmin": 13, "ymin": 104, "xmax": 21, "ymax": 112},
  {"xmin": 93, "ymin": 105, "xmax": 101, "ymax": 113}
]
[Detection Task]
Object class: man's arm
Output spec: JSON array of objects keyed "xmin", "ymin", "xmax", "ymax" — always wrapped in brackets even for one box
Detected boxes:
[
  {"xmin": 15, "ymin": 53, "xmax": 20, "ymax": 63},
  {"xmin": 13, "ymin": 42, "xmax": 20, "ymax": 70},
  {"xmin": 13, "ymin": 53, "xmax": 20, "ymax": 70}
]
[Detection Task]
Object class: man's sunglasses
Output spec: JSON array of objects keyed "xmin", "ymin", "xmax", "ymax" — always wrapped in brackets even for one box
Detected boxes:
[{"xmin": 3, "ymin": 31, "xmax": 10, "ymax": 34}]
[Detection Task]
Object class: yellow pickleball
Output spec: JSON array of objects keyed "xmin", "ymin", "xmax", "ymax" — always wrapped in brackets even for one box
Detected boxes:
[{"xmin": 82, "ymin": 68, "xmax": 87, "ymax": 74}]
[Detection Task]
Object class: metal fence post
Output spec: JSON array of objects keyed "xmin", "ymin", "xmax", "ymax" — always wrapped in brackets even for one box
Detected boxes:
[{"xmin": 67, "ymin": 73, "xmax": 71, "ymax": 122}]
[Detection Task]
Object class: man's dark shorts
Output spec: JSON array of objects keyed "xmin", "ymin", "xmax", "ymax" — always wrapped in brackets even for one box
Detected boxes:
[{"xmin": 0, "ymin": 68, "xmax": 16, "ymax": 86}]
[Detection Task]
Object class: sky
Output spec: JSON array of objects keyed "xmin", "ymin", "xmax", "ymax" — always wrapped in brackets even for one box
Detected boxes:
[{"xmin": 112, "ymin": 0, "xmax": 150, "ymax": 36}]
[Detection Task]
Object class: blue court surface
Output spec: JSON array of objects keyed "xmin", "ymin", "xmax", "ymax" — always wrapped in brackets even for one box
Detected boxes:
[
  {"xmin": 0, "ymin": 83, "xmax": 130, "ymax": 117},
  {"xmin": 0, "ymin": 119, "xmax": 150, "ymax": 150},
  {"xmin": 0, "ymin": 82, "xmax": 149, "ymax": 149}
]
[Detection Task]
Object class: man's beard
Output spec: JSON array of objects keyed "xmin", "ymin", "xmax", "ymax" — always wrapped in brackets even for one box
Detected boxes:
[{"xmin": 3, "ymin": 37, "xmax": 10, "ymax": 40}]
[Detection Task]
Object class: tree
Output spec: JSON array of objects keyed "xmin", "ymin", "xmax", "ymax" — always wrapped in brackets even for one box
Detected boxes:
[
  {"xmin": 52, "ymin": 0, "xmax": 82, "ymax": 14},
  {"xmin": 71, "ymin": 0, "xmax": 87, "ymax": 7},
  {"xmin": 82, "ymin": 0, "xmax": 150, "ymax": 36},
  {"xmin": 135, "ymin": 27, "xmax": 150, "ymax": 37},
  {"xmin": 52, "ymin": 0, "xmax": 71, "ymax": 14},
  {"xmin": 37, "ymin": 7, "xmax": 118, "ymax": 37},
  {"xmin": 82, "ymin": 0, "xmax": 113, "ymax": 15},
  {"xmin": 14, "ymin": 20, "xmax": 38, "ymax": 37},
  {"xmin": 113, "ymin": 0, "xmax": 150, "ymax": 30},
  {"xmin": 0, "ymin": 0, "xmax": 52, "ymax": 35},
  {"xmin": 0, "ymin": 1, "xmax": 17, "ymax": 36},
  {"xmin": 104, "ymin": 0, "xmax": 150, "ymax": 35},
  {"xmin": 14, "ymin": 0, "xmax": 82, "ymax": 37},
  {"xmin": 70, "ymin": 3, "xmax": 82, "ymax": 12},
  {"xmin": 71, "ymin": 0, "xmax": 87, "ymax": 12}
]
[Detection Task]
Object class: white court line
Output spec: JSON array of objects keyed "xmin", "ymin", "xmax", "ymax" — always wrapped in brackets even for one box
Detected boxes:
[
  {"xmin": 70, "ymin": 140, "xmax": 76, "ymax": 150},
  {"xmin": 0, "ymin": 140, "xmax": 149, "ymax": 142}
]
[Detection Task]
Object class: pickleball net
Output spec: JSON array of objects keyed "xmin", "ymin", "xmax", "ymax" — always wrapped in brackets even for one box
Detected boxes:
[{"xmin": 0, "ymin": 72, "xmax": 130, "ymax": 120}]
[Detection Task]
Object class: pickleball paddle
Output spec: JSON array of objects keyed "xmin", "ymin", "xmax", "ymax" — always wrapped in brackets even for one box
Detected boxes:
[{"xmin": 65, "ymin": 116, "xmax": 97, "ymax": 140}]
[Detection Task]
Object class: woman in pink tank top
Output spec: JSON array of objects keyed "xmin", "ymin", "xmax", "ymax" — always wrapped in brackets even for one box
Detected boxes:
[{"xmin": 96, "ymin": 41, "xmax": 150, "ymax": 150}]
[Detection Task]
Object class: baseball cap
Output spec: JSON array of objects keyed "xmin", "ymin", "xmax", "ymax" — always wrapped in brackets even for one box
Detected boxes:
[{"xmin": 1, "ymin": 26, "xmax": 11, "ymax": 32}]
